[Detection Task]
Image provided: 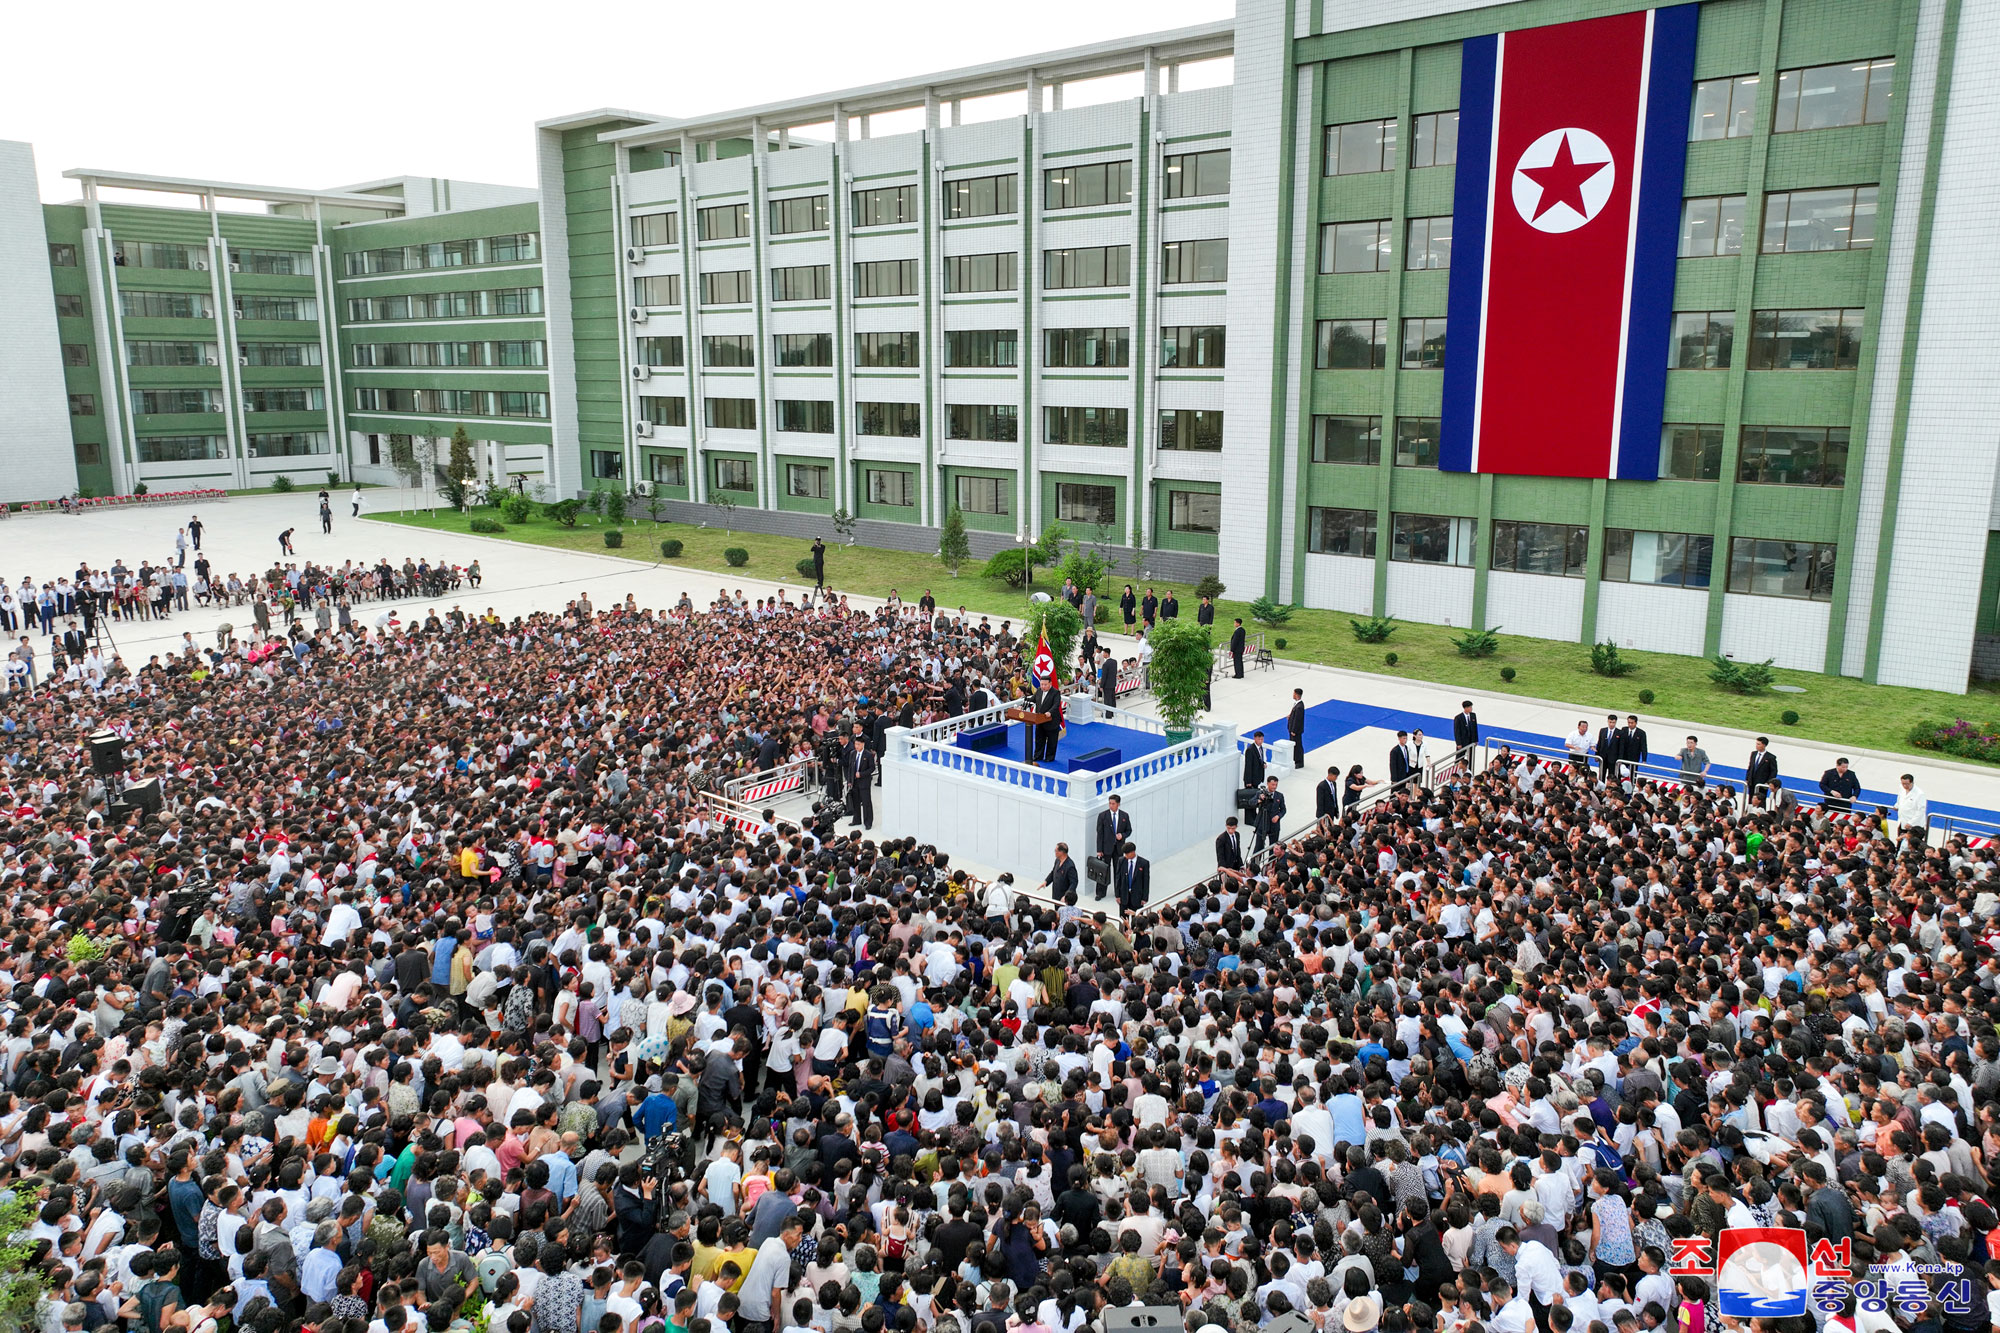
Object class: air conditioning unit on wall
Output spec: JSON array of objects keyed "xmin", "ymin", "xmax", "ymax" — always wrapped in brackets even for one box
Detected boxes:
[
  {"xmin": 631, "ymin": 364, "xmax": 651, "ymax": 382},
  {"xmin": 628, "ymin": 306, "xmax": 646, "ymax": 323},
  {"xmin": 634, "ymin": 420, "xmax": 654, "ymax": 438},
  {"xmin": 625, "ymin": 247, "xmax": 643, "ymax": 262},
  {"xmin": 634, "ymin": 480, "xmax": 655, "ymax": 496}
]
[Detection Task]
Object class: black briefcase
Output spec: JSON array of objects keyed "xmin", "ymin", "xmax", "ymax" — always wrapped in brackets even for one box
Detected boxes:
[
  {"xmin": 1087, "ymin": 854, "xmax": 1111, "ymax": 885},
  {"xmin": 1235, "ymin": 787, "xmax": 1259, "ymax": 810}
]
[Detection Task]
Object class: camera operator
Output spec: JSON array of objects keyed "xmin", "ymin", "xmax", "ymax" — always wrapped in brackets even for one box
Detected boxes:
[{"xmin": 1249, "ymin": 774, "xmax": 1285, "ymax": 856}]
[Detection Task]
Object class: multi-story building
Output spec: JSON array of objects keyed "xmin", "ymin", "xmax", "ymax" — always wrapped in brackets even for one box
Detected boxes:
[{"xmin": 5, "ymin": 0, "xmax": 1999, "ymax": 693}]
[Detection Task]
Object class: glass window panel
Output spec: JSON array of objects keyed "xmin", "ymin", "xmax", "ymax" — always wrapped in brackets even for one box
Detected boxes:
[
  {"xmin": 1056, "ymin": 483, "xmax": 1117, "ymax": 527},
  {"xmin": 942, "ymin": 174, "xmax": 1018, "ymax": 219},
  {"xmin": 1658, "ymin": 424, "xmax": 1724, "ymax": 480},
  {"xmin": 1160, "ymin": 325, "xmax": 1226, "ymax": 368},
  {"xmin": 1163, "ymin": 151, "xmax": 1230, "ymax": 199},
  {"xmin": 775, "ymin": 400, "xmax": 834, "ymax": 434},
  {"xmin": 1729, "ymin": 538, "xmax": 1836, "ymax": 599},
  {"xmin": 1321, "ymin": 221, "xmax": 1392, "ymax": 273},
  {"xmin": 954, "ymin": 475, "xmax": 1010, "ymax": 514},
  {"xmin": 1307, "ymin": 507, "xmax": 1377, "ymax": 557},
  {"xmin": 1168, "ymin": 490, "xmax": 1221, "ymax": 534},
  {"xmin": 1395, "ymin": 417, "xmax": 1441, "ymax": 468},
  {"xmin": 1324, "ymin": 119, "xmax": 1397, "ymax": 175},
  {"xmin": 713, "ymin": 458, "xmax": 754, "ymax": 491},
  {"xmin": 1679, "ymin": 195, "xmax": 1747, "ymax": 257},
  {"xmin": 1159, "ymin": 410, "xmax": 1224, "ymax": 452},
  {"xmin": 946, "ymin": 405, "xmax": 1018, "ymax": 442},
  {"xmin": 1316, "ymin": 318, "xmax": 1386, "ymax": 369},
  {"xmin": 945, "ymin": 329, "xmax": 1018, "ymax": 367},
  {"xmin": 1411, "ymin": 112, "xmax": 1459, "ymax": 167},
  {"xmin": 1669, "ymin": 311, "xmax": 1735, "ymax": 369},
  {"xmin": 773, "ymin": 333, "xmax": 833, "ymax": 366},
  {"xmin": 1311, "ymin": 415, "xmax": 1382, "ymax": 465},
  {"xmin": 1391, "ymin": 513, "xmax": 1474, "ymax": 565},
  {"xmin": 1400, "ymin": 318, "xmax": 1446, "ymax": 369},
  {"xmin": 1405, "ymin": 216, "xmax": 1452, "ymax": 270}
]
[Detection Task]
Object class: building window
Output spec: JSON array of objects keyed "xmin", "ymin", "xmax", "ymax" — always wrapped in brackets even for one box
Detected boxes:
[
  {"xmin": 1761, "ymin": 187, "xmax": 1877, "ymax": 253},
  {"xmin": 866, "ymin": 469, "xmax": 914, "ymax": 506},
  {"xmin": 1738, "ymin": 426, "xmax": 1849, "ymax": 486},
  {"xmin": 111, "ymin": 241, "xmax": 192, "ymax": 270},
  {"xmin": 68, "ymin": 394, "xmax": 96, "ymax": 417},
  {"xmin": 1043, "ymin": 246, "xmax": 1130, "ymax": 290},
  {"xmin": 769, "ymin": 195, "xmax": 829, "ymax": 235},
  {"xmin": 943, "ymin": 174, "xmax": 1017, "ymax": 219},
  {"xmin": 697, "ymin": 203, "xmax": 750, "ymax": 241},
  {"xmin": 706, "ymin": 397, "xmax": 757, "ymax": 430},
  {"xmin": 590, "ymin": 450, "xmax": 625, "ymax": 480},
  {"xmin": 61, "ymin": 344, "xmax": 91, "ymax": 367},
  {"xmin": 125, "ymin": 341, "xmax": 217, "ymax": 367},
  {"xmin": 1748, "ymin": 308, "xmax": 1865, "ymax": 369},
  {"xmin": 634, "ymin": 274, "xmax": 683, "ymax": 307},
  {"xmin": 234, "ymin": 248, "xmax": 312, "ymax": 275},
  {"xmin": 1320, "ymin": 221, "xmax": 1393, "ymax": 274},
  {"xmin": 54, "ymin": 293, "xmax": 85, "ymax": 318},
  {"xmin": 640, "ymin": 396, "xmax": 687, "ymax": 427},
  {"xmin": 1309, "ymin": 507, "xmax": 1377, "ymax": 557},
  {"xmin": 1395, "ymin": 417, "xmax": 1441, "ymax": 468},
  {"xmin": 49, "ymin": 243, "xmax": 77, "ymax": 267},
  {"xmin": 1323, "ymin": 118, "xmax": 1397, "ymax": 175},
  {"xmin": 649, "ymin": 453, "xmax": 686, "ymax": 486},
  {"xmin": 955, "ymin": 474, "xmax": 1010, "ymax": 514},
  {"xmin": 75, "ymin": 441, "xmax": 103, "ymax": 468},
  {"xmin": 1411, "ymin": 112, "xmax": 1459, "ymax": 167},
  {"xmin": 244, "ymin": 388, "xmax": 323, "ymax": 413},
  {"xmin": 943, "ymin": 252, "xmax": 1017, "ymax": 293},
  {"xmin": 241, "ymin": 342, "xmax": 321, "ymax": 368},
  {"xmin": 1168, "ymin": 490, "xmax": 1221, "ymax": 534},
  {"xmin": 1159, "ymin": 409, "xmax": 1223, "ymax": 452},
  {"xmin": 135, "ymin": 390, "xmax": 221, "ymax": 415},
  {"xmin": 136, "ymin": 435, "xmax": 226, "ymax": 463},
  {"xmin": 1044, "ymin": 327, "xmax": 1129, "ymax": 369},
  {"xmin": 1043, "ymin": 161, "xmax": 1132, "ymax": 210},
  {"xmin": 1161, "ymin": 239, "xmax": 1229, "ymax": 285},
  {"xmin": 1312, "ymin": 415, "xmax": 1382, "ymax": 466},
  {"xmin": 245, "ymin": 432, "xmax": 330, "ymax": 458},
  {"xmin": 1405, "ymin": 216, "xmax": 1452, "ymax": 271},
  {"xmin": 1773, "ymin": 57, "xmax": 1894, "ymax": 133},
  {"xmin": 1689, "ymin": 74, "xmax": 1760, "ymax": 140},
  {"xmin": 856, "ymin": 332, "xmax": 920, "ymax": 368},
  {"xmin": 1601, "ymin": 529, "xmax": 1713, "ymax": 587},
  {"xmin": 341, "ymin": 234, "xmax": 538, "ymax": 274},
  {"xmin": 1679, "ymin": 195, "xmax": 1748, "ymax": 257},
  {"xmin": 770, "ymin": 264, "xmax": 831, "ymax": 302},
  {"xmin": 773, "ymin": 332, "xmax": 833, "ymax": 366},
  {"xmin": 1490, "ymin": 521, "xmax": 1588, "ymax": 578},
  {"xmin": 1400, "ymin": 318, "xmax": 1446, "ymax": 369},
  {"xmin": 712, "ymin": 457, "xmax": 754, "ymax": 491},
  {"xmin": 1391, "ymin": 513, "xmax": 1477, "ymax": 565},
  {"xmin": 853, "ymin": 259, "xmax": 920, "ymax": 298},
  {"xmin": 947, "ymin": 404, "xmax": 1018, "ymax": 442},
  {"xmin": 1316, "ymin": 318, "xmax": 1387, "ymax": 369},
  {"xmin": 121, "ymin": 291, "xmax": 212, "ymax": 320},
  {"xmin": 639, "ymin": 335, "xmax": 685, "ymax": 367},
  {"xmin": 1044, "ymin": 406, "xmax": 1128, "ymax": 446},
  {"xmin": 1729, "ymin": 538, "xmax": 1836, "ymax": 599},
  {"xmin": 345, "ymin": 288, "xmax": 544, "ymax": 321},
  {"xmin": 787, "ymin": 463, "xmax": 830, "ymax": 498},
  {"xmin": 856, "ymin": 401, "xmax": 921, "ymax": 437},
  {"xmin": 945, "ymin": 329, "xmax": 1017, "ymax": 368},
  {"xmin": 775, "ymin": 399, "xmax": 835, "ymax": 434},
  {"xmin": 1160, "ymin": 325, "xmax": 1225, "ymax": 369},
  {"xmin": 1659, "ymin": 424, "xmax": 1724, "ymax": 479},
  {"xmin": 703, "ymin": 335, "xmax": 755, "ymax": 367},
  {"xmin": 234, "ymin": 296, "xmax": 317, "ymax": 322},
  {"xmin": 1056, "ymin": 483, "xmax": 1117, "ymax": 526},
  {"xmin": 1670, "ymin": 312, "xmax": 1736, "ymax": 369},
  {"xmin": 631, "ymin": 212, "xmax": 679, "ymax": 247},
  {"xmin": 852, "ymin": 184, "xmax": 919, "ymax": 228},
  {"xmin": 1164, "ymin": 150, "xmax": 1231, "ymax": 198},
  {"xmin": 699, "ymin": 270, "xmax": 753, "ymax": 305}
]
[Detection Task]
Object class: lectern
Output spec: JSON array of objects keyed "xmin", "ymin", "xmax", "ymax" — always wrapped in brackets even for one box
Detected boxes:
[{"xmin": 1004, "ymin": 707, "xmax": 1052, "ymax": 764}]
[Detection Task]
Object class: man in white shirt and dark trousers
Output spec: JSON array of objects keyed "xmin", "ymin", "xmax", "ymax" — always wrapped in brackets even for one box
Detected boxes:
[
  {"xmin": 1501, "ymin": 1227, "xmax": 1564, "ymax": 1333},
  {"xmin": 1897, "ymin": 773, "xmax": 1930, "ymax": 848}
]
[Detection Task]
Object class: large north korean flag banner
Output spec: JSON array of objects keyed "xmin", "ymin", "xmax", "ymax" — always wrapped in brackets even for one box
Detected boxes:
[{"xmin": 1440, "ymin": 6, "xmax": 1699, "ymax": 480}]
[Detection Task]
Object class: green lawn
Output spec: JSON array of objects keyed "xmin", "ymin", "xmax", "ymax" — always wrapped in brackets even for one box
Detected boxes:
[{"xmin": 370, "ymin": 505, "xmax": 2000, "ymax": 765}]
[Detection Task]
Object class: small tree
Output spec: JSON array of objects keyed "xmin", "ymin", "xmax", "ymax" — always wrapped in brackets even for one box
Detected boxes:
[
  {"xmin": 711, "ymin": 490, "xmax": 739, "ymax": 531},
  {"xmin": 938, "ymin": 507, "xmax": 971, "ymax": 577},
  {"xmin": 442, "ymin": 425, "xmax": 478, "ymax": 510},
  {"xmin": 605, "ymin": 489, "xmax": 627, "ymax": 526},
  {"xmin": 1248, "ymin": 596, "xmax": 1295, "ymax": 627},
  {"xmin": 1023, "ymin": 598, "xmax": 1084, "ymax": 684},
  {"xmin": 831, "ymin": 507, "xmax": 857, "ymax": 542},
  {"xmin": 388, "ymin": 435, "xmax": 419, "ymax": 514},
  {"xmin": 413, "ymin": 435, "xmax": 440, "ymax": 514},
  {"xmin": 1590, "ymin": 640, "xmax": 1638, "ymax": 677},
  {"xmin": 646, "ymin": 488, "xmax": 668, "ymax": 525},
  {"xmin": 1149, "ymin": 619, "xmax": 1214, "ymax": 737}
]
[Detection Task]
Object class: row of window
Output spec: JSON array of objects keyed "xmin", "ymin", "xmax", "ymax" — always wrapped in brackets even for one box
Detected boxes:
[
  {"xmin": 135, "ymin": 432, "xmax": 330, "ymax": 463},
  {"xmin": 114, "ymin": 291, "xmax": 318, "ymax": 322},
  {"xmin": 344, "ymin": 288, "xmax": 543, "ymax": 322},
  {"xmin": 348, "ymin": 340, "xmax": 546, "ymax": 368},
  {"xmin": 638, "ymin": 325, "xmax": 1225, "ymax": 372},
  {"xmin": 341, "ymin": 233, "xmax": 538, "ymax": 276},
  {"xmin": 1304, "ymin": 510, "xmax": 1835, "ymax": 599},
  {"xmin": 636, "ymin": 396, "xmax": 1219, "ymax": 449},
  {"xmin": 352, "ymin": 388, "xmax": 549, "ymax": 419},
  {"xmin": 634, "ymin": 243, "xmax": 1223, "ymax": 307},
  {"xmin": 1312, "ymin": 307, "xmax": 1863, "ymax": 373},
  {"xmin": 50, "ymin": 242, "xmax": 311, "ymax": 274},
  {"xmin": 116, "ymin": 340, "xmax": 324, "ymax": 368},
  {"xmin": 640, "ymin": 153, "xmax": 1235, "ymax": 250},
  {"xmin": 128, "ymin": 388, "xmax": 324, "ymax": 415}
]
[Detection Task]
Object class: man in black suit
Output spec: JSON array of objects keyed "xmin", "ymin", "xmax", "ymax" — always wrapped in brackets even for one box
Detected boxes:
[
  {"xmin": 1228, "ymin": 618, "xmax": 1247, "ymax": 678},
  {"xmin": 811, "ymin": 536, "xmax": 826, "ymax": 590},
  {"xmin": 1040, "ymin": 841, "xmax": 1079, "ymax": 900},
  {"xmin": 1093, "ymin": 795, "xmax": 1130, "ymax": 899},
  {"xmin": 1196, "ymin": 596, "xmax": 1214, "ymax": 627},
  {"xmin": 1215, "ymin": 817, "xmax": 1247, "ymax": 884},
  {"xmin": 1819, "ymin": 757, "xmax": 1861, "ymax": 813},
  {"xmin": 1243, "ymin": 731, "xmax": 1268, "ymax": 789},
  {"xmin": 1161, "ymin": 592, "xmax": 1180, "ymax": 621},
  {"xmin": 1031, "ymin": 680, "xmax": 1063, "ymax": 763},
  {"xmin": 1251, "ymin": 775, "xmax": 1286, "ymax": 855},
  {"xmin": 942, "ymin": 675, "xmax": 966, "ymax": 717},
  {"xmin": 1624, "ymin": 714, "xmax": 1650, "ymax": 782},
  {"xmin": 1595, "ymin": 713, "xmax": 1623, "ymax": 778},
  {"xmin": 1388, "ymin": 729, "xmax": 1413, "ymax": 784},
  {"xmin": 1746, "ymin": 735, "xmax": 1778, "ymax": 807},
  {"xmin": 1287, "ymin": 688, "xmax": 1307, "ymax": 768},
  {"xmin": 1316, "ymin": 765, "xmax": 1342, "ymax": 821},
  {"xmin": 1097, "ymin": 651, "xmax": 1118, "ymax": 708},
  {"xmin": 1115, "ymin": 842, "xmax": 1150, "ymax": 915},
  {"xmin": 1453, "ymin": 700, "xmax": 1479, "ymax": 767},
  {"xmin": 846, "ymin": 735, "xmax": 876, "ymax": 830}
]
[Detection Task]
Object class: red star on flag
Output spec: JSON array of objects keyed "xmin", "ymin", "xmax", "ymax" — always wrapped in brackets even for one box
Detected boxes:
[{"xmin": 1521, "ymin": 130, "xmax": 1609, "ymax": 222}]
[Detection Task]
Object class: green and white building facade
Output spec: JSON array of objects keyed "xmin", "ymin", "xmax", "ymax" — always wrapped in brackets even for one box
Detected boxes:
[{"xmin": 4, "ymin": 0, "xmax": 1998, "ymax": 691}]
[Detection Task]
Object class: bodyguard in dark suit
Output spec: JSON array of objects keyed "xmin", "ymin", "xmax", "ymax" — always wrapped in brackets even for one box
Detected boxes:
[
  {"xmin": 1624, "ymin": 714, "xmax": 1650, "ymax": 781},
  {"xmin": 1031, "ymin": 682, "xmax": 1064, "ymax": 762},
  {"xmin": 1316, "ymin": 766, "xmax": 1342, "ymax": 820},
  {"xmin": 1229, "ymin": 618, "xmax": 1246, "ymax": 678},
  {"xmin": 942, "ymin": 677, "xmax": 966, "ymax": 716},
  {"xmin": 1161, "ymin": 592, "xmax": 1180, "ymax": 621},
  {"xmin": 1242, "ymin": 731, "xmax": 1268, "ymax": 789},
  {"xmin": 1453, "ymin": 701, "xmax": 1479, "ymax": 763},
  {"xmin": 1093, "ymin": 796, "xmax": 1131, "ymax": 899},
  {"xmin": 1040, "ymin": 842, "xmax": 1079, "ymax": 900},
  {"xmin": 1819, "ymin": 757, "xmax": 1861, "ymax": 812},
  {"xmin": 1388, "ymin": 729, "xmax": 1413, "ymax": 784},
  {"xmin": 846, "ymin": 738, "xmax": 876, "ymax": 829},
  {"xmin": 1595, "ymin": 714, "xmax": 1623, "ymax": 776},
  {"xmin": 1215, "ymin": 819, "xmax": 1246, "ymax": 878},
  {"xmin": 1288, "ymin": 689, "xmax": 1307, "ymax": 768},
  {"xmin": 1196, "ymin": 597, "xmax": 1215, "ymax": 627},
  {"xmin": 1746, "ymin": 735, "xmax": 1779, "ymax": 805},
  {"xmin": 1097, "ymin": 653, "xmax": 1118, "ymax": 708},
  {"xmin": 1115, "ymin": 843, "xmax": 1150, "ymax": 914}
]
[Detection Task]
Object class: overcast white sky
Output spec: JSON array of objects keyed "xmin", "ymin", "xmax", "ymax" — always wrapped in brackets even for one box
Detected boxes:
[{"xmin": 5, "ymin": 0, "xmax": 1233, "ymax": 204}]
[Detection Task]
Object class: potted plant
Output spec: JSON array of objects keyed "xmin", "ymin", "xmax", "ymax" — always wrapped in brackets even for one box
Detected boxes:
[{"xmin": 1148, "ymin": 618, "xmax": 1213, "ymax": 744}]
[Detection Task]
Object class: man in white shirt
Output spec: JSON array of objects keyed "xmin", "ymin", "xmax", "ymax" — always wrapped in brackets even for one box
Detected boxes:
[
  {"xmin": 1897, "ymin": 774, "xmax": 1930, "ymax": 848},
  {"xmin": 1504, "ymin": 1230, "xmax": 1565, "ymax": 1322}
]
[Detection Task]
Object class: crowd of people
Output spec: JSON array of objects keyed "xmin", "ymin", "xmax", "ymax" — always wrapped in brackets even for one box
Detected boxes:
[{"xmin": 0, "ymin": 556, "xmax": 1995, "ymax": 1333}]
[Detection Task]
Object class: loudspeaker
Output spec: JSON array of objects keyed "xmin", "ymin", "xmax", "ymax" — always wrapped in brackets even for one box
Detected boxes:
[
  {"xmin": 122, "ymin": 777, "xmax": 163, "ymax": 817},
  {"xmin": 88, "ymin": 731, "xmax": 125, "ymax": 776}
]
